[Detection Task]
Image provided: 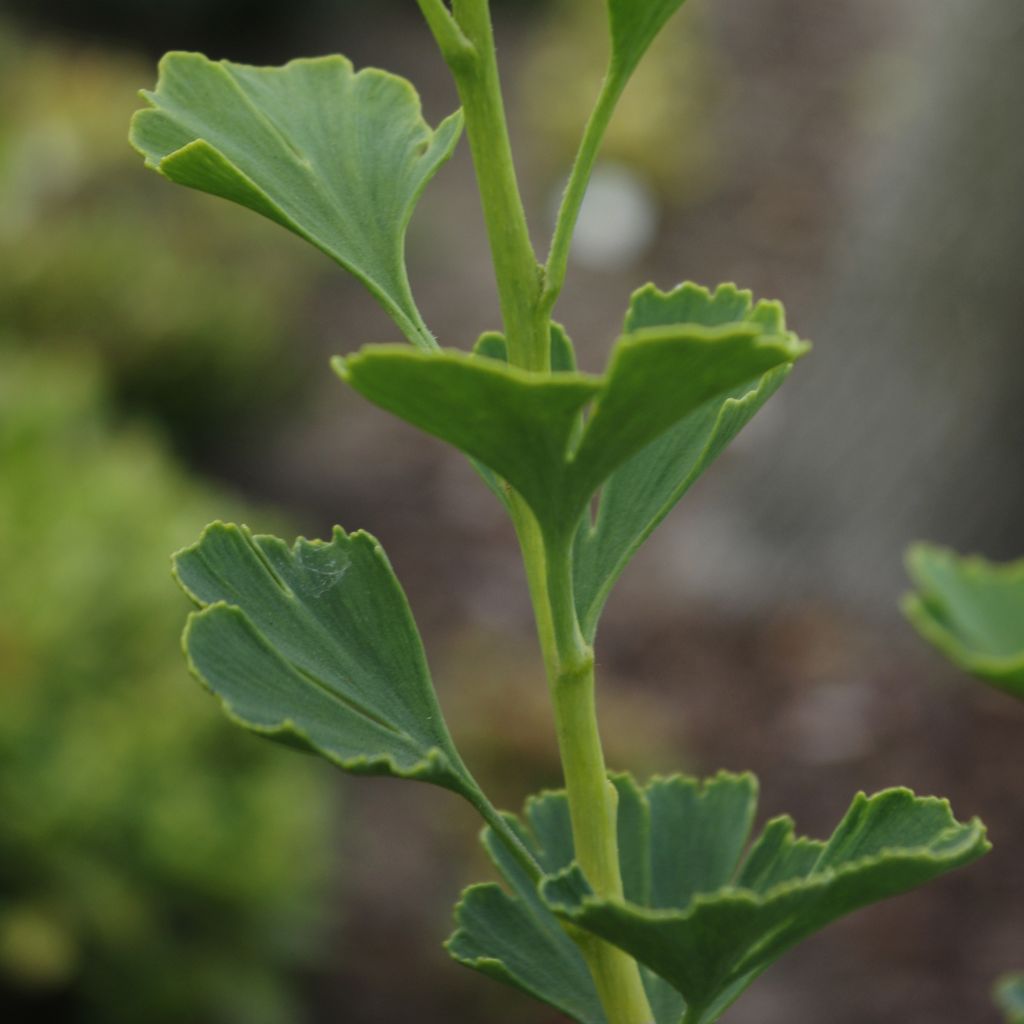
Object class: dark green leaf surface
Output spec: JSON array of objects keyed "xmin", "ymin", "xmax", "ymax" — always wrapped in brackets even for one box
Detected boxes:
[
  {"xmin": 538, "ymin": 775, "xmax": 988, "ymax": 1024},
  {"xmin": 904, "ymin": 543, "xmax": 1024, "ymax": 696},
  {"xmin": 996, "ymin": 973, "xmax": 1024, "ymax": 1024},
  {"xmin": 337, "ymin": 285, "xmax": 806, "ymax": 544},
  {"xmin": 447, "ymin": 783, "xmax": 683, "ymax": 1024},
  {"xmin": 606, "ymin": 0, "xmax": 690, "ymax": 82},
  {"xmin": 335, "ymin": 345, "xmax": 600, "ymax": 533},
  {"xmin": 131, "ymin": 53, "xmax": 462, "ymax": 349},
  {"xmin": 447, "ymin": 795, "xmax": 603, "ymax": 1024},
  {"xmin": 574, "ymin": 284, "xmax": 797, "ymax": 639},
  {"xmin": 174, "ymin": 522, "xmax": 475, "ymax": 794}
]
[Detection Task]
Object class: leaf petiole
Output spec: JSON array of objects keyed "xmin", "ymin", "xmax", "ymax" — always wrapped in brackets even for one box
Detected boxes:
[{"xmin": 543, "ymin": 73, "xmax": 628, "ymax": 317}]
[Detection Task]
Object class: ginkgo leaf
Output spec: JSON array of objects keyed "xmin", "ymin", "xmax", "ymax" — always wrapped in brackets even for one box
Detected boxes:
[
  {"xmin": 996, "ymin": 973, "xmax": 1024, "ymax": 1024},
  {"xmin": 131, "ymin": 52, "xmax": 462, "ymax": 349},
  {"xmin": 536, "ymin": 774, "xmax": 988, "ymax": 1024},
  {"xmin": 574, "ymin": 283, "xmax": 798, "ymax": 640},
  {"xmin": 336, "ymin": 290, "xmax": 806, "ymax": 545},
  {"xmin": 446, "ymin": 778, "xmax": 682, "ymax": 1024},
  {"xmin": 903, "ymin": 543, "xmax": 1024, "ymax": 697},
  {"xmin": 336, "ymin": 345, "xmax": 601, "ymax": 534},
  {"xmin": 606, "ymin": 0, "xmax": 690, "ymax": 83},
  {"xmin": 174, "ymin": 522, "xmax": 478, "ymax": 794},
  {"xmin": 468, "ymin": 325, "xmax": 579, "ymax": 508}
]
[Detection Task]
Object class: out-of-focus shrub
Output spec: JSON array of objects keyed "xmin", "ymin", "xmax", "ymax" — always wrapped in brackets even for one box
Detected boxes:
[
  {"xmin": 0, "ymin": 350, "xmax": 332, "ymax": 1024},
  {"xmin": 0, "ymin": 27, "xmax": 319, "ymax": 450}
]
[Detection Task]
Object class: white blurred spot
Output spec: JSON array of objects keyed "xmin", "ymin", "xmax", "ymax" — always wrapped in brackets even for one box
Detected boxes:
[{"xmin": 558, "ymin": 161, "xmax": 659, "ymax": 271}]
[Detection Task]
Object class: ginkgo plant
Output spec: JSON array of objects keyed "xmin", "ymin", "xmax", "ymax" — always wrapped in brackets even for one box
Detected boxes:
[{"xmin": 131, "ymin": 2, "xmax": 990, "ymax": 1022}]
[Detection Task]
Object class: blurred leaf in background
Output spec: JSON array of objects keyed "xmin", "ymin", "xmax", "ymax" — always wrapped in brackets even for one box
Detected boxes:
[
  {"xmin": 0, "ymin": 23, "xmax": 320, "ymax": 453},
  {"xmin": 0, "ymin": 349, "xmax": 333, "ymax": 1023}
]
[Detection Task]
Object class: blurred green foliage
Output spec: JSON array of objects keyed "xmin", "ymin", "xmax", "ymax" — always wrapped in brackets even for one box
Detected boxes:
[
  {"xmin": 0, "ymin": 350, "xmax": 332, "ymax": 1023},
  {"xmin": 0, "ymin": 26, "xmax": 318, "ymax": 451}
]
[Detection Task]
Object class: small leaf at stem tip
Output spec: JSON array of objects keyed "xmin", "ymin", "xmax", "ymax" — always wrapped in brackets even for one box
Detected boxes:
[
  {"xmin": 173, "ymin": 521, "xmax": 476, "ymax": 795},
  {"xmin": 996, "ymin": 973, "xmax": 1024, "ymax": 1024},
  {"xmin": 537, "ymin": 778, "xmax": 988, "ymax": 1024},
  {"xmin": 903, "ymin": 543, "xmax": 1024, "ymax": 697},
  {"xmin": 335, "ymin": 282, "xmax": 807, "ymax": 552},
  {"xmin": 606, "ymin": 0, "xmax": 692, "ymax": 82},
  {"xmin": 130, "ymin": 52, "xmax": 462, "ymax": 349}
]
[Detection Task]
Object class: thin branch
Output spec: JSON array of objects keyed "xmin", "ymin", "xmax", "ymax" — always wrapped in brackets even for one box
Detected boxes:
[
  {"xmin": 416, "ymin": 0, "xmax": 476, "ymax": 67},
  {"xmin": 542, "ymin": 74, "xmax": 626, "ymax": 316}
]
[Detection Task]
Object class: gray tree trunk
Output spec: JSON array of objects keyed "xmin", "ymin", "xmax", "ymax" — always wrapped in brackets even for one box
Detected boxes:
[{"xmin": 734, "ymin": 0, "xmax": 1024, "ymax": 607}]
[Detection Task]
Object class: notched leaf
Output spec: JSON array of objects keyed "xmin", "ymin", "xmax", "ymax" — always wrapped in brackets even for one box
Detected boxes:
[
  {"xmin": 904, "ymin": 543, "xmax": 1024, "ymax": 697},
  {"xmin": 447, "ymin": 879, "xmax": 608, "ymax": 1024},
  {"xmin": 131, "ymin": 52, "xmax": 462, "ymax": 349},
  {"xmin": 538, "ymin": 777, "xmax": 988, "ymax": 1024},
  {"xmin": 572, "ymin": 281, "xmax": 804, "ymax": 638},
  {"xmin": 334, "ymin": 344, "xmax": 601, "ymax": 532},
  {"xmin": 337, "ymin": 282, "xmax": 807, "ymax": 552},
  {"xmin": 447, "ymin": 783, "xmax": 680, "ymax": 1024},
  {"xmin": 174, "ymin": 521, "xmax": 475, "ymax": 794}
]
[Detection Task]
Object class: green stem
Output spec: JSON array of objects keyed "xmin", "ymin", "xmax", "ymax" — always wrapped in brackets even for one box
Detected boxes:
[
  {"xmin": 415, "ymin": 0, "xmax": 475, "ymax": 66},
  {"xmin": 542, "ymin": 532, "xmax": 619, "ymax": 901},
  {"xmin": 459, "ymin": 773, "xmax": 543, "ymax": 884},
  {"xmin": 513, "ymin": 512, "xmax": 653, "ymax": 1024},
  {"xmin": 542, "ymin": 73, "xmax": 627, "ymax": 318},
  {"xmin": 439, "ymin": 0, "xmax": 549, "ymax": 371},
  {"xmin": 420, "ymin": 5, "xmax": 651, "ymax": 1018}
]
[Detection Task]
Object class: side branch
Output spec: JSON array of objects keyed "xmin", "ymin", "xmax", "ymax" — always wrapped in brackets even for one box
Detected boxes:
[
  {"xmin": 542, "ymin": 75, "xmax": 627, "ymax": 316},
  {"xmin": 416, "ymin": 0, "xmax": 476, "ymax": 67}
]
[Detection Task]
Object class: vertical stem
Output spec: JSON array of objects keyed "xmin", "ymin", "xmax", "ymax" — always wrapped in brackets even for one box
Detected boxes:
[
  {"xmin": 542, "ymin": 533, "xmax": 616, "ymax": 898},
  {"xmin": 420, "ymin": 5, "xmax": 652, "ymax": 1019},
  {"xmin": 447, "ymin": 0, "xmax": 549, "ymax": 370},
  {"xmin": 512, "ymin": 511, "xmax": 653, "ymax": 1024}
]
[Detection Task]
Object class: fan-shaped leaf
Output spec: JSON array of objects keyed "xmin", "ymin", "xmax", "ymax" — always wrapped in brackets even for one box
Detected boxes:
[
  {"xmin": 446, "ymin": 779, "xmax": 682, "ymax": 1024},
  {"xmin": 336, "ymin": 285, "xmax": 807, "ymax": 544},
  {"xmin": 131, "ymin": 52, "xmax": 462, "ymax": 349},
  {"xmin": 467, "ymin": 325, "xmax": 579, "ymax": 508},
  {"xmin": 335, "ymin": 345, "xmax": 601, "ymax": 533},
  {"xmin": 537, "ymin": 775, "xmax": 988, "ymax": 1024},
  {"xmin": 903, "ymin": 543, "xmax": 1024, "ymax": 696},
  {"xmin": 174, "ymin": 522, "xmax": 476, "ymax": 795},
  {"xmin": 574, "ymin": 283, "xmax": 798, "ymax": 639}
]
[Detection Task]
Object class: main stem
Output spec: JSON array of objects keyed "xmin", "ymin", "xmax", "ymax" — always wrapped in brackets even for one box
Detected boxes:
[
  {"xmin": 424, "ymin": 3, "xmax": 653, "ymax": 1019},
  {"xmin": 514, "ymin": 500, "xmax": 654, "ymax": 1024},
  {"xmin": 448, "ymin": 0, "xmax": 549, "ymax": 371}
]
